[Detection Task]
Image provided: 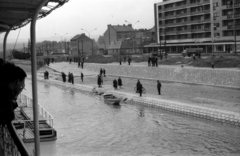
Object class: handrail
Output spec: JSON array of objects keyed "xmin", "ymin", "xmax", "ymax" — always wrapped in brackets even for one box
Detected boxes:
[
  {"xmin": 18, "ymin": 94, "xmax": 54, "ymax": 127},
  {"xmin": 0, "ymin": 123, "xmax": 31, "ymax": 156}
]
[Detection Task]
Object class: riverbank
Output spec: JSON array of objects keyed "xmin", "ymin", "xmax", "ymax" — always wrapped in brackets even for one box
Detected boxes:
[{"xmin": 11, "ymin": 60, "xmax": 240, "ymax": 126}]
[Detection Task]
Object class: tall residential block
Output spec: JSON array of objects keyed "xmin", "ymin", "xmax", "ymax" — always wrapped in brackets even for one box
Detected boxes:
[{"xmin": 154, "ymin": 0, "xmax": 240, "ymax": 53}]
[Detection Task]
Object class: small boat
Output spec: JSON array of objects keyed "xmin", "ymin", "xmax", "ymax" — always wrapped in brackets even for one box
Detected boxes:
[{"xmin": 103, "ymin": 94, "xmax": 121, "ymax": 105}]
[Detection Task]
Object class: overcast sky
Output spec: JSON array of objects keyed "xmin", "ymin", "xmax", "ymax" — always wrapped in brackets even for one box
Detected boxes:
[{"xmin": 0, "ymin": 0, "xmax": 161, "ymax": 43}]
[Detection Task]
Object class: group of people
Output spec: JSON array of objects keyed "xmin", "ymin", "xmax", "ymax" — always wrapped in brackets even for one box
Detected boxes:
[
  {"xmin": 44, "ymin": 71, "xmax": 49, "ymax": 79},
  {"xmin": 113, "ymin": 77, "xmax": 122, "ymax": 90},
  {"xmin": 68, "ymin": 72, "xmax": 74, "ymax": 84},
  {"xmin": 148, "ymin": 56, "xmax": 158, "ymax": 67},
  {"xmin": 0, "ymin": 58, "xmax": 27, "ymax": 125},
  {"xmin": 135, "ymin": 79, "xmax": 162, "ymax": 97},
  {"xmin": 99, "ymin": 68, "xmax": 106, "ymax": 77},
  {"xmin": 119, "ymin": 56, "xmax": 132, "ymax": 65}
]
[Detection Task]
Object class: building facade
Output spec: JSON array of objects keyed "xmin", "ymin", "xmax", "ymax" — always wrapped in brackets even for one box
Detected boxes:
[
  {"xmin": 70, "ymin": 33, "xmax": 97, "ymax": 56},
  {"xmin": 154, "ymin": 0, "xmax": 240, "ymax": 53},
  {"xmin": 103, "ymin": 24, "xmax": 155, "ymax": 55}
]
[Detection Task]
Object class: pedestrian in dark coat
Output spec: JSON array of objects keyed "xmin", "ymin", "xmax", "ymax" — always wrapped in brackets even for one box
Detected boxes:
[
  {"xmin": 81, "ymin": 72, "xmax": 84, "ymax": 82},
  {"xmin": 136, "ymin": 80, "xmax": 140, "ymax": 93},
  {"xmin": 157, "ymin": 80, "xmax": 162, "ymax": 95},
  {"xmin": 81, "ymin": 62, "xmax": 84, "ymax": 69},
  {"xmin": 118, "ymin": 77, "xmax": 122, "ymax": 88},
  {"xmin": 128, "ymin": 57, "xmax": 131, "ymax": 65},
  {"xmin": 68, "ymin": 72, "xmax": 71, "ymax": 83},
  {"xmin": 148, "ymin": 56, "xmax": 151, "ymax": 66},
  {"xmin": 119, "ymin": 57, "xmax": 122, "ymax": 65},
  {"xmin": 100, "ymin": 68, "xmax": 103, "ymax": 76},
  {"xmin": 138, "ymin": 83, "xmax": 143, "ymax": 97},
  {"xmin": 62, "ymin": 72, "xmax": 66, "ymax": 82},
  {"xmin": 156, "ymin": 57, "xmax": 158, "ymax": 67},
  {"xmin": 69, "ymin": 58, "xmax": 72, "ymax": 64},
  {"xmin": 97, "ymin": 75, "xmax": 102, "ymax": 87},
  {"xmin": 113, "ymin": 79, "xmax": 118, "ymax": 90},
  {"xmin": 103, "ymin": 69, "xmax": 106, "ymax": 77},
  {"xmin": 71, "ymin": 73, "xmax": 74, "ymax": 84}
]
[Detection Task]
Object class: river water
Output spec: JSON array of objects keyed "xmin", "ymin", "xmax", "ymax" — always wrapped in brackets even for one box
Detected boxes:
[{"xmin": 23, "ymin": 79, "xmax": 240, "ymax": 156}]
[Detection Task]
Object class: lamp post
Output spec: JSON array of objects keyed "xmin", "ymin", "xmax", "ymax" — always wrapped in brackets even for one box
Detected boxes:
[
  {"xmin": 125, "ymin": 20, "xmax": 140, "ymax": 54},
  {"xmin": 81, "ymin": 28, "xmax": 97, "ymax": 38},
  {"xmin": 55, "ymin": 33, "xmax": 68, "ymax": 53},
  {"xmin": 81, "ymin": 28, "xmax": 97, "ymax": 55}
]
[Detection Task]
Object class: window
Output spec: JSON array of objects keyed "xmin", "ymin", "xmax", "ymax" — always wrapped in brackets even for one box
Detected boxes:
[{"xmin": 214, "ymin": 33, "xmax": 220, "ymax": 37}]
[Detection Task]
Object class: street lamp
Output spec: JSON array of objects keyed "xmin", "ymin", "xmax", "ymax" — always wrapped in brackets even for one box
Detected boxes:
[
  {"xmin": 81, "ymin": 28, "xmax": 97, "ymax": 38},
  {"xmin": 125, "ymin": 20, "xmax": 140, "ymax": 54},
  {"xmin": 55, "ymin": 33, "xmax": 68, "ymax": 53}
]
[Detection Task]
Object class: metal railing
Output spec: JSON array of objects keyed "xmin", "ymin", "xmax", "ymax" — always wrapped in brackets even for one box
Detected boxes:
[
  {"xmin": 18, "ymin": 94, "xmax": 54, "ymax": 128},
  {"xmin": 0, "ymin": 123, "xmax": 31, "ymax": 156}
]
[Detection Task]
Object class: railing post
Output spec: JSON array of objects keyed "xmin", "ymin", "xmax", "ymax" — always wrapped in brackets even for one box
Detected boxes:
[{"xmin": 30, "ymin": 0, "xmax": 50, "ymax": 155}]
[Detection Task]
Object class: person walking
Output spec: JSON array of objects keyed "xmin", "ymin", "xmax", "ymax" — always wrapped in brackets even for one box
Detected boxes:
[
  {"xmin": 138, "ymin": 83, "xmax": 143, "ymax": 97},
  {"xmin": 118, "ymin": 77, "xmax": 122, "ymax": 89},
  {"xmin": 81, "ymin": 72, "xmax": 84, "ymax": 82},
  {"xmin": 71, "ymin": 73, "xmax": 74, "ymax": 84},
  {"xmin": 103, "ymin": 69, "xmax": 106, "ymax": 77},
  {"xmin": 119, "ymin": 57, "xmax": 122, "ymax": 65},
  {"xmin": 157, "ymin": 80, "xmax": 162, "ymax": 95},
  {"xmin": 128, "ymin": 57, "xmax": 131, "ymax": 65},
  {"xmin": 136, "ymin": 80, "xmax": 140, "ymax": 93},
  {"xmin": 148, "ymin": 56, "xmax": 151, "ymax": 67},
  {"xmin": 68, "ymin": 72, "xmax": 71, "ymax": 83},
  {"xmin": 61, "ymin": 72, "xmax": 66, "ymax": 82},
  {"xmin": 97, "ymin": 75, "xmax": 102, "ymax": 88},
  {"xmin": 100, "ymin": 68, "xmax": 103, "ymax": 76},
  {"xmin": 113, "ymin": 79, "xmax": 118, "ymax": 90}
]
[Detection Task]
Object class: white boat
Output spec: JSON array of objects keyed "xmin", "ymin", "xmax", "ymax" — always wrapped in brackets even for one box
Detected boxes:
[{"xmin": 103, "ymin": 94, "xmax": 121, "ymax": 105}]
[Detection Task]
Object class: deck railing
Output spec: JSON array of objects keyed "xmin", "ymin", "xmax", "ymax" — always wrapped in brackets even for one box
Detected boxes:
[
  {"xmin": 0, "ymin": 123, "xmax": 31, "ymax": 156},
  {"xmin": 18, "ymin": 94, "xmax": 54, "ymax": 127}
]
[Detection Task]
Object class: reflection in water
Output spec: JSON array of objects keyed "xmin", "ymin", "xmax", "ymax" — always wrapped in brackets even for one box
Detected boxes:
[{"xmin": 22, "ymin": 80, "xmax": 240, "ymax": 156}]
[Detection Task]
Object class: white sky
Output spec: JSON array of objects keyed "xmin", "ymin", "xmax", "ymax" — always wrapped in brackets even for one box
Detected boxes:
[{"xmin": 0, "ymin": 0, "xmax": 161, "ymax": 43}]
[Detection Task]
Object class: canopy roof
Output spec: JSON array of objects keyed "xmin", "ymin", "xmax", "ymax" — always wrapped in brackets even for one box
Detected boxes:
[{"xmin": 0, "ymin": 0, "xmax": 68, "ymax": 34}]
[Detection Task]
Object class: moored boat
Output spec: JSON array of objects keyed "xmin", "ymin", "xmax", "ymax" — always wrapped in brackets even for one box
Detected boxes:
[{"xmin": 103, "ymin": 94, "xmax": 121, "ymax": 105}]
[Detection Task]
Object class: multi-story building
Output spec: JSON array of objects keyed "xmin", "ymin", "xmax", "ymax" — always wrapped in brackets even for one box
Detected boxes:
[
  {"xmin": 154, "ymin": 0, "xmax": 240, "ymax": 53},
  {"xmin": 70, "ymin": 33, "xmax": 97, "ymax": 56},
  {"xmin": 103, "ymin": 24, "xmax": 155, "ymax": 55}
]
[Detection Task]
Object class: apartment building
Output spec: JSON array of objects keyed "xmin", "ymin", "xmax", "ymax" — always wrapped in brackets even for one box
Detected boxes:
[{"xmin": 154, "ymin": 0, "xmax": 240, "ymax": 53}]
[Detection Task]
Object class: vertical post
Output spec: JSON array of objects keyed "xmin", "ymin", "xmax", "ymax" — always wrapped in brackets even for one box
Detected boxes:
[
  {"xmin": 159, "ymin": 28, "xmax": 162, "ymax": 56},
  {"xmin": 77, "ymin": 39, "xmax": 79, "ymax": 58},
  {"xmin": 3, "ymin": 27, "xmax": 12, "ymax": 61},
  {"xmin": 82, "ymin": 40, "xmax": 83, "ymax": 56},
  {"xmin": 164, "ymin": 28, "xmax": 166, "ymax": 53},
  {"xmin": 210, "ymin": 0, "xmax": 214, "ymax": 55},
  {"xmin": 31, "ymin": 0, "xmax": 49, "ymax": 156},
  {"xmin": 234, "ymin": 0, "xmax": 237, "ymax": 55},
  {"xmin": 132, "ymin": 30, "xmax": 134, "ymax": 54}
]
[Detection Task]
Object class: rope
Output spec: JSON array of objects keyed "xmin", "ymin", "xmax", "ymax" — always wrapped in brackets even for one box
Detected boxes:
[{"xmin": 13, "ymin": 28, "xmax": 21, "ymax": 50}]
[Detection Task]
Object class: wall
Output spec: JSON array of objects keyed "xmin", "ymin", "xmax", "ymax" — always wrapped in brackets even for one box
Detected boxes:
[{"xmin": 85, "ymin": 64, "xmax": 240, "ymax": 88}]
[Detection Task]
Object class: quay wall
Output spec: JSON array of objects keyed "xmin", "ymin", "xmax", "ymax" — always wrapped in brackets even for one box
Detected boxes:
[
  {"xmin": 31, "ymin": 77, "xmax": 240, "ymax": 128},
  {"xmin": 85, "ymin": 64, "xmax": 240, "ymax": 88}
]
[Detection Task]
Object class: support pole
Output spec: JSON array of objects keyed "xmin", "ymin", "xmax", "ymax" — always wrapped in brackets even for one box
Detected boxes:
[
  {"xmin": 30, "ymin": 0, "xmax": 49, "ymax": 155},
  {"xmin": 3, "ymin": 27, "xmax": 12, "ymax": 61},
  {"xmin": 210, "ymin": 0, "xmax": 214, "ymax": 55}
]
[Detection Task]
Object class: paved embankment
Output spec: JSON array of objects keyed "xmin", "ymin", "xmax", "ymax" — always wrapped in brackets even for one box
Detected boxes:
[
  {"xmin": 29, "ymin": 75, "xmax": 240, "ymax": 128},
  {"xmin": 84, "ymin": 63, "xmax": 240, "ymax": 88}
]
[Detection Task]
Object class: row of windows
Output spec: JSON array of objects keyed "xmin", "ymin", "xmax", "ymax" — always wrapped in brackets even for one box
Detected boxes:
[{"xmin": 159, "ymin": 0, "xmax": 210, "ymax": 10}]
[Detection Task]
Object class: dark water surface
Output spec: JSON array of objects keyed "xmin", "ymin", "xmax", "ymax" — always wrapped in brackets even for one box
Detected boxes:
[{"xmin": 23, "ymin": 80, "xmax": 240, "ymax": 156}]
